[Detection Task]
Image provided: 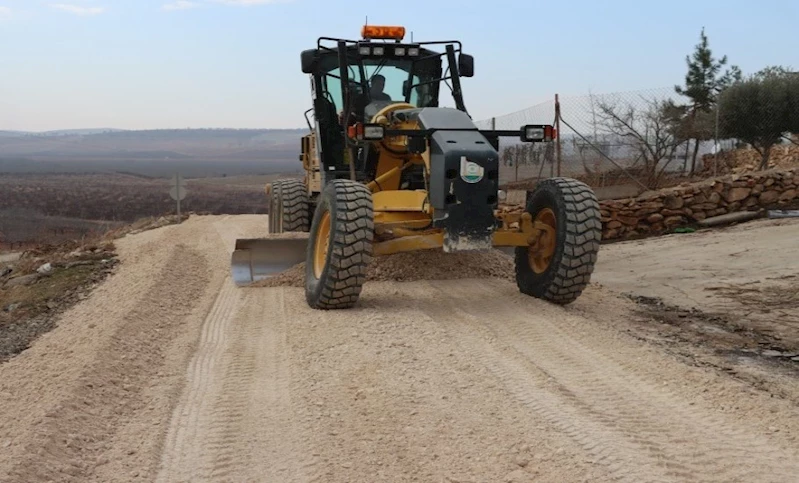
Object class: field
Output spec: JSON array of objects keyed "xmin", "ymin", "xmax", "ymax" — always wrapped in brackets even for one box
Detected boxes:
[
  {"xmin": 0, "ymin": 128, "xmax": 308, "ymax": 247},
  {"xmin": 0, "ymin": 172, "xmax": 301, "ymax": 247}
]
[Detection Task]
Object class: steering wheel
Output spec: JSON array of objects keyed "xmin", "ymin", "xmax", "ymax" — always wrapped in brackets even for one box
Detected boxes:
[{"xmin": 369, "ymin": 102, "xmax": 416, "ymax": 124}]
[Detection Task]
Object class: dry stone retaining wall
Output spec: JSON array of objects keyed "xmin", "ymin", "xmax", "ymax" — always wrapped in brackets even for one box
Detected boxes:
[{"xmin": 599, "ymin": 167, "xmax": 799, "ymax": 241}]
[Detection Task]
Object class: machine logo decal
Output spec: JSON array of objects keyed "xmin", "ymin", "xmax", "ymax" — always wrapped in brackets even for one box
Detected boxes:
[{"xmin": 460, "ymin": 156, "xmax": 484, "ymax": 183}]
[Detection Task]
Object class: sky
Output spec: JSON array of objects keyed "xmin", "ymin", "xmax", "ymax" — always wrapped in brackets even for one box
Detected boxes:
[{"xmin": 0, "ymin": 0, "xmax": 796, "ymax": 131}]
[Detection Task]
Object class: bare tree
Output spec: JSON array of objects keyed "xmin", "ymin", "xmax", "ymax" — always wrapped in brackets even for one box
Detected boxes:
[
  {"xmin": 514, "ymin": 144, "xmax": 525, "ymax": 181},
  {"xmin": 595, "ymin": 97, "xmax": 684, "ymax": 188},
  {"xmin": 501, "ymin": 145, "xmax": 514, "ymax": 167}
]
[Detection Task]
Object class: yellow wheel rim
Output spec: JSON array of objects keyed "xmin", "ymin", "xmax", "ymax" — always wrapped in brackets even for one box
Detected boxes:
[
  {"xmin": 313, "ymin": 210, "xmax": 331, "ymax": 279},
  {"xmin": 528, "ymin": 208, "xmax": 557, "ymax": 274}
]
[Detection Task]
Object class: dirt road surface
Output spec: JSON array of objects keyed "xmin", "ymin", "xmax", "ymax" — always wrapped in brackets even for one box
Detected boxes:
[
  {"xmin": 594, "ymin": 217, "xmax": 799, "ymax": 346},
  {"xmin": 2, "ymin": 214, "xmax": 799, "ymax": 482}
]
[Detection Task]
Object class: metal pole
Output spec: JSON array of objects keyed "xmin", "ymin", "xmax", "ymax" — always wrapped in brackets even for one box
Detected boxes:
[
  {"xmin": 176, "ymin": 171, "xmax": 181, "ymax": 220},
  {"xmin": 555, "ymin": 94, "xmax": 562, "ymax": 177},
  {"xmin": 492, "ymin": 117, "xmax": 502, "ymax": 180},
  {"xmin": 714, "ymin": 105, "xmax": 720, "ymax": 177}
]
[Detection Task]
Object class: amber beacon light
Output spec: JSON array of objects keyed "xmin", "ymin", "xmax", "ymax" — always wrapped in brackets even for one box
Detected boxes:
[{"xmin": 361, "ymin": 25, "xmax": 406, "ymax": 40}]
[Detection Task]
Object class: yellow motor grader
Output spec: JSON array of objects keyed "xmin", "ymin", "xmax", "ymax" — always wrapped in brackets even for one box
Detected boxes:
[{"xmin": 232, "ymin": 25, "xmax": 602, "ymax": 309}]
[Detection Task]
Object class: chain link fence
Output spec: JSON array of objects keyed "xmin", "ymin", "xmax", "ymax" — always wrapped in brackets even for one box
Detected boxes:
[{"xmin": 478, "ymin": 84, "xmax": 798, "ymax": 197}]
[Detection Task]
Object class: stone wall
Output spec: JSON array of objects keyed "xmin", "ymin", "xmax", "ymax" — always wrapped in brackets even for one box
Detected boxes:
[
  {"xmin": 700, "ymin": 144, "xmax": 799, "ymax": 176},
  {"xmin": 600, "ymin": 167, "xmax": 799, "ymax": 241}
]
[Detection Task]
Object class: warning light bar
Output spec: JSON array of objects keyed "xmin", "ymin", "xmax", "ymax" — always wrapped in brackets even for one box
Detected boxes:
[{"xmin": 361, "ymin": 25, "xmax": 406, "ymax": 40}]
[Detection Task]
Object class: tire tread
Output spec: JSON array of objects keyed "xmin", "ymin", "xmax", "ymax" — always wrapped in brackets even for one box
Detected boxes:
[
  {"xmin": 307, "ymin": 180, "xmax": 373, "ymax": 310},
  {"xmin": 278, "ymin": 179, "xmax": 311, "ymax": 232},
  {"xmin": 515, "ymin": 177, "xmax": 601, "ymax": 305}
]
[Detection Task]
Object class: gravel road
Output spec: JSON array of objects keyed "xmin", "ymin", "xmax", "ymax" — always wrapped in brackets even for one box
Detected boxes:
[{"xmin": 1, "ymin": 214, "xmax": 798, "ymax": 482}]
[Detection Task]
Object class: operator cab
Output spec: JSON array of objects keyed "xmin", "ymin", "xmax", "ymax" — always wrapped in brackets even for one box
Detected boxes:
[{"xmin": 299, "ymin": 25, "xmax": 475, "ymax": 180}]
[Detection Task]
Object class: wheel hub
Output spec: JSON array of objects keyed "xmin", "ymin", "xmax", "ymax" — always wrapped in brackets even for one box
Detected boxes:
[
  {"xmin": 528, "ymin": 208, "xmax": 557, "ymax": 274},
  {"xmin": 313, "ymin": 211, "xmax": 331, "ymax": 279}
]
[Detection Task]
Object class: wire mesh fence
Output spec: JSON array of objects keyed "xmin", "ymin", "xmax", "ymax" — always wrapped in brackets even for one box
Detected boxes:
[{"xmin": 478, "ymin": 83, "xmax": 798, "ymax": 194}]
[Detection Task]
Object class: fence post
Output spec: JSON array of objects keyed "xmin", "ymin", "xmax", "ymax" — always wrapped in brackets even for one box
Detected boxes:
[
  {"xmin": 555, "ymin": 94, "xmax": 562, "ymax": 177},
  {"xmin": 714, "ymin": 104, "xmax": 720, "ymax": 177}
]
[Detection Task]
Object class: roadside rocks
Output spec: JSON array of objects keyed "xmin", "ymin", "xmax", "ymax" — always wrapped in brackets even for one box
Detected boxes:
[
  {"xmin": 37, "ymin": 263, "xmax": 53, "ymax": 275},
  {"xmin": 1, "ymin": 242, "xmax": 119, "ymax": 289}
]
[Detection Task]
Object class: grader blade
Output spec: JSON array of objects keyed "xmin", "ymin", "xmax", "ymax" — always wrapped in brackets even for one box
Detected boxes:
[{"xmin": 230, "ymin": 237, "xmax": 308, "ymax": 286}]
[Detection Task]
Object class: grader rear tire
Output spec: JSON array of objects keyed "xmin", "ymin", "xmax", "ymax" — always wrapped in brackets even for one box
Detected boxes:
[
  {"xmin": 515, "ymin": 177, "xmax": 601, "ymax": 305},
  {"xmin": 267, "ymin": 181, "xmax": 282, "ymax": 234},
  {"xmin": 268, "ymin": 179, "xmax": 310, "ymax": 234},
  {"xmin": 304, "ymin": 179, "xmax": 374, "ymax": 310}
]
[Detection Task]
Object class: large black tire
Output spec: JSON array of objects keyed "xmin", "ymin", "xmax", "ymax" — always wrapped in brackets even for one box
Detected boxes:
[
  {"xmin": 267, "ymin": 180, "xmax": 282, "ymax": 234},
  {"xmin": 304, "ymin": 179, "xmax": 374, "ymax": 310},
  {"xmin": 268, "ymin": 179, "xmax": 310, "ymax": 233},
  {"xmin": 515, "ymin": 177, "xmax": 601, "ymax": 305}
]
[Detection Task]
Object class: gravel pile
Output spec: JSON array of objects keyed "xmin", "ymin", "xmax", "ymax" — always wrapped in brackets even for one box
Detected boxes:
[{"xmin": 250, "ymin": 248, "xmax": 516, "ymax": 287}]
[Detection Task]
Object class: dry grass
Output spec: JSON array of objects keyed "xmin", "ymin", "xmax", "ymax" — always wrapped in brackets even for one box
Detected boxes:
[
  {"xmin": 190, "ymin": 174, "xmax": 292, "ymax": 189},
  {"xmin": 0, "ymin": 265, "xmax": 97, "ymax": 322},
  {"xmin": 0, "ymin": 213, "xmax": 187, "ymax": 362}
]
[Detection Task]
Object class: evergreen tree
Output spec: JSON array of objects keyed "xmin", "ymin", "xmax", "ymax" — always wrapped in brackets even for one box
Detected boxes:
[{"xmin": 674, "ymin": 28, "xmax": 741, "ymax": 173}]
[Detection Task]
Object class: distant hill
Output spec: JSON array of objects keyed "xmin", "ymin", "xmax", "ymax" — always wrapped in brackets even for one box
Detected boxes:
[
  {"xmin": 20, "ymin": 128, "xmax": 129, "ymax": 136},
  {"xmin": 0, "ymin": 128, "xmax": 308, "ymax": 177}
]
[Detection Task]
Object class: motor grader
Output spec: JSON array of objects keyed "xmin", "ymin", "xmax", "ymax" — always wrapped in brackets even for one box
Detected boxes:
[{"xmin": 231, "ymin": 25, "xmax": 602, "ymax": 310}]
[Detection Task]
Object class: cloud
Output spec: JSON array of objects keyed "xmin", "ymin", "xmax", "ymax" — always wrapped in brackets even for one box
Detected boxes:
[
  {"xmin": 50, "ymin": 3, "xmax": 105, "ymax": 15},
  {"xmin": 0, "ymin": 6, "xmax": 11, "ymax": 18},
  {"xmin": 210, "ymin": 0, "xmax": 288, "ymax": 5},
  {"xmin": 162, "ymin": 1, "xmax": 200, "ymax": 10}
]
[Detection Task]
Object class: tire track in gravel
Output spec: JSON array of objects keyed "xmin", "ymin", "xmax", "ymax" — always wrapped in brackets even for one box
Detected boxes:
[
  {"xmin": 418, "ymin": 278, "xmax": 799, "ymax": 483},
  {"xmin": 412, "ymin": 284, "xmax": 673, "ymax": 483},
  {"xmin": 155, "ymin": 280, "xmax": 239, "ymax": 483},
  {"xmin": 155, "ymin": 285, "xmax": 322, "ymax": 482}
]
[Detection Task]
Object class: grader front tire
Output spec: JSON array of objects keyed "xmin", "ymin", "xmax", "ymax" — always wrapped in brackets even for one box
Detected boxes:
[
  {"xmin": 515, "ymin": 177, "xmax": 601, "ymax": 305},
  {"xmin": 304, "ymin": 179, "xmax": 374, "ymax": 310}
]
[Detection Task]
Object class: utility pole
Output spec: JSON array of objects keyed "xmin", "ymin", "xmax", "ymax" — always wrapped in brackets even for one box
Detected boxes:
[{"xmin": 555, "ymin": 94, "xmax": 562, "ymax": 177}]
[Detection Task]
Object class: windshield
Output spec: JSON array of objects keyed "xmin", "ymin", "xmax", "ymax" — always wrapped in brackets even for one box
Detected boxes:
[{"xmin": 320, "ymin": 56, "xmax": 441, "ymax": 114}]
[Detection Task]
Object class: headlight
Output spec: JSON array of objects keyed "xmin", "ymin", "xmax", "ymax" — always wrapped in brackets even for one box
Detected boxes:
[
  {"xmin": 520, "ymin": 124, "xmax": 554, "ymax": 142},
  {"xmin": 372, "ymin": 46, "xmax": 385, "ymax": 55},
  {"xmin": 395, "ymin": 47, "xmax": 406, "ymax": 56},
  {"xmin": 498, "ymin": 190, "xmax": 507, "ymax": 201},
  {"xmin": 525, "ymin": 127, "xmax": 545, "ymax": 141},
  {"xmin": 359, "ymin": 46, "xmax": 371, "ymax": 56},
  {"xmin": 408, "ymin": 47, "xmax": 420, "ymax": 56},
  {"xmin": 362, "ymin": 124, "xmax": 385, "ymax": 141}
]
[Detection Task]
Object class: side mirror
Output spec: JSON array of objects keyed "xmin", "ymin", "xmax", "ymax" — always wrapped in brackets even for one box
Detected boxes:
[
  {"xmin": 402, "ymin": 80, "xmax": 410, "ymax": 97},
  {"xmin": 458, "ymin": 53, "xmax": 474, "ymax": 77},
  {"xmin": 301, "ymin": 49, "xmax": 317, "ymax": 74}
]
